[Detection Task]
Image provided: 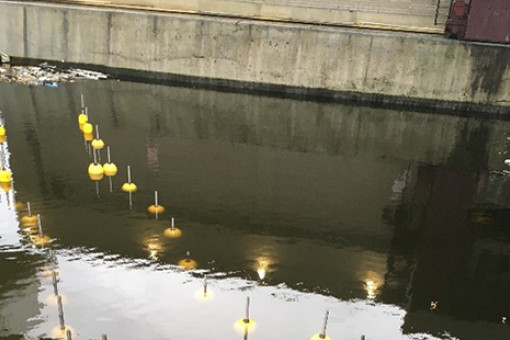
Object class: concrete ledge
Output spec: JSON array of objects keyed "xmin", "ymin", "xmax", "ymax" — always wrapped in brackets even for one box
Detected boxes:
[{"xmin": 0, "ymin": 1, "xmax": 509, "ymax": 114}]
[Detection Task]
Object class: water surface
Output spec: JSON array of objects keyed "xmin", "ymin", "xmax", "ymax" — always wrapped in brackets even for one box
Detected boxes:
[{"xmin": 0, "ymin": 80, "xmax": 509, "ymax": 340}]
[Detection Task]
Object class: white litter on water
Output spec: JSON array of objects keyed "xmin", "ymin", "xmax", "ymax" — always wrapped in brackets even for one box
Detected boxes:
[{"xmin": 0, "ymin": 63, "xmax": 107, "ymax": 87}]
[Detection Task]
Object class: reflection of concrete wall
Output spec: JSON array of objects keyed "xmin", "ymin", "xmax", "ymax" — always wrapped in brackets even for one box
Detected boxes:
[{"xmin": 0, "ymin": 1, "xmax": 509, "ymax": 112}]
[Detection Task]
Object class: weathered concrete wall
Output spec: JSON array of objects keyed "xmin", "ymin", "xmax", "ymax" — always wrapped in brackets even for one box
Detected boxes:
[{"xmin": 0, "ymin": 1, "xmax": 509, "ymax": 112}]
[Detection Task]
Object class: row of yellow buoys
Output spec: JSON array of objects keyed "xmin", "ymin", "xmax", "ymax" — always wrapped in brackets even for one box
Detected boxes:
[
  {"xmin": 0, "ymin": 121, "xmax": 12, "ymax": 192},
  {"xmin": 77, "ymin": 97, "xmax": 192, "ymax": 268}
]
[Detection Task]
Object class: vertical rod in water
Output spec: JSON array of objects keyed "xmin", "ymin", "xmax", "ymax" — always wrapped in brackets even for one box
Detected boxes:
[
  {"xmin": 102, "ymin": 335, "xmax": 108, "ymax": 340},
  {"xmin": 155, "ymin": 191, "xmax": 159, "ymax": 219},
  {"xmin": 52, "ymin": 270, "xmax": 59, "ymax": 296},
  {"xmin": 95, "ymin": 125, "xmax": 101, "ymax": 162},
  {"xmin": 108, "ymin": 176, "xmax": 113, "ymax": 193},
  {"xmin": 95, "ymin": 181, "xmax": 100, "ymax": 198},
  {"xmin": 244, "ymin": 297, "xmax": 250, "ymax": 322},
  {"xmin": 204, "ymin": 275, "xmax": 208, "ymax": 296},
  {"xmin": 171, "ymin": 217, "xmax": 175, "ymax": 228},
  {"xmin": 66, "ymin": 329, "xmax": 72, "ymax": 340},
  {"xmin": 127, "ymin": 166, "xmax": 132, "ymax": 208},
  {"xmin": 107, "ymin": 146, "xmax": 111, "ymax": 163},
  {"xmin": 37, "ymin": 214, "xmax": 43, "ymax": 238},
  {"xmin": 80, "ymin": 94, "xmax": 85, "ymax": 112},
  {"xmin": 57, "ymin": 295, "xmax": 65, "ymax": 330},
  {"xmin": 361, "ymin": 336, "xmax": 365, "ymax": 340},
  {"xmin": 27, "ymin": 202, "xmax": 32, "ymax": 217},
  {"xmin": 320, "ymin": 310, "xmax": 329, "ymax": 339},
  {"xmin": 85, "ymin": 107, "xmax": 89, "ymax": 119},
  {"xmin": 92, "ymin": 148, "xmax": 98, "ymax": 164}
]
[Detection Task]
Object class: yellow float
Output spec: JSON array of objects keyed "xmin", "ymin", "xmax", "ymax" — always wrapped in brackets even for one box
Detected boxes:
[
  {"xmin": 91, "ymin": 125, "xmax": 105, "ymax": 150},
  {"xmin": 0, "ymin": 169, "xmax": 11, "ymax": 183},
  {"xmin": 84, "ymin": 132, "xmax": 93, "ymax": 142},
  {"xmin": 148, "ymin": 191, "xmax": 165, "ymax": 217},
  {"xmin": 103, "ymin": 146, "xmax": 118, "ymax": 177},
  {"xmin": 178, "ymin": 251, "xmax": 197, "ymax": 270},
  {"xmin": 82, "ymin": 122, "xmax": 93, "ymax": 134},
  {"xmin": 234, "ymin": 297, "xmax": 256, "ymax": 335},
  {"xmin": 88, "ymin": 150, "xmax": 104, "ymax": 181},
  {"xmin": 0, "ymin": 125, "xmax": 5, "ymax": 138},
  {"xmin": 0, "ymin": 180, "xmax": 11, "ymax": 192},
  {"xmin": 163, "ymin": 217, "xmax": 182, "ymax": 238},
  {"xmin": 21, "ymin": 202, "xmax": 38, "ymax": 227}
]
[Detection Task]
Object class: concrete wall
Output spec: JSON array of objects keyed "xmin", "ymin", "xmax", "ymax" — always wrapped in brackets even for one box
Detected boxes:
[{"xmin": 0, "ymin": 1, "xmax": 509, "ymax": 112}]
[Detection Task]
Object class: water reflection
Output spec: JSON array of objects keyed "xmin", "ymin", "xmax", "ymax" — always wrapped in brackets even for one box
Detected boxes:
[{"xmin": 0, "ymin": 80, "xmax": 509, "ymax": 339}]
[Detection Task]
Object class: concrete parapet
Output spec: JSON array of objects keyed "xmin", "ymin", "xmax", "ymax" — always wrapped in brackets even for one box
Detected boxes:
[{"xmin": 0, "ymin": 1, "xmax": 509, "ymax": 113}]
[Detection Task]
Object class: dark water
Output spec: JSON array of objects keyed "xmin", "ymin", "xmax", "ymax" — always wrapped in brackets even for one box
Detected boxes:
[{"xmin": 0, "ymin": 80, "xmax": 509, "ymax": 340}]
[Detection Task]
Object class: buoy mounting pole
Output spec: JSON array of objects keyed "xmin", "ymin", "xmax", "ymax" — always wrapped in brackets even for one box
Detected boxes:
[
  {"xmin": 127, "ymin": 165, "xmax": 132, "ymax": 208},
  {"xmin": 95, "ymin": 125, "xmax": 101, "ymax": 162},
  {"xmin": 155, "ymin": 191, "xmax": 159, "ymax": 219},
  {"xmin": 80, "ymin": 94, "xmax": 85, "ymax": 112},
  {"xmin": 27, "ymin": 201, "xmax": 32, "ymax": 217},
  {"xmin": 57, "ymin": 295, "xmax": 65, "ymax": 331},
  {"xmin": 107, "ymin": 146, "xmax": 111, "ymax": 163},
  {"xmin": 319, "ymin": 310, "xmax": 329, "ymax": 339},
  {"xmin": 204, "ymin": 275, "xmax": 208, "ymax": 297},
  {"xmin": 244, "ymin": 297, "xmax": 250, "ymax": 323},
  {"xmin": 37, "ymin": 214, "xmax": 43, "ymax": 238},
  {"xmin": 52, "ymin": 270, "xmax": 59, "ymax": 296},
  {"xmin": 66, "ymin": 329, "xmax": 72, "ymax": 340}
]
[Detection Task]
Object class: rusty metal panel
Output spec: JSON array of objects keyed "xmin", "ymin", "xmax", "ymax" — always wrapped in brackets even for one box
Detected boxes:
[{"xmin": 465, "ymin": 0, "xmax": 510, "ymax": 44}]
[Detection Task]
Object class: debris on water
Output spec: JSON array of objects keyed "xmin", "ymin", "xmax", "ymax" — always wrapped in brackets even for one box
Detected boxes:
[{"xmin": 0, "ymin": 63, "xmax": 107, "ymax": 86}]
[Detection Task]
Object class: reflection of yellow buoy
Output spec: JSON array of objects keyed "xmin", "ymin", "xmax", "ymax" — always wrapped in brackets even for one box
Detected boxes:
[
  {"xmin": 234, "ymin": 297, "xmax": 256, "ymax": 335},
  {"xmin": 194, "ymin": 275, "xmax": 214, "ymax": 302},
  {"xmin": 164, "ymin": 217, "xmax": 182, "ymax": 238},
  {"xmin": 32, "ymin": 234, "xmax": 52, "ymax": 246},
  {"xmin": 51, "ymin": 326, "xmax": 75, "ymax": 340},
  {"xmin": 0, "ymin": 180, "xmax": 11, "ymax": 192},
  {"xmin": 178, "ymin": 251, "xmax": 197, "ymax": 270},
  {"xmin": 84, "ymin": 132, "xmax": 93, "ymax": 142},
  {"xmin": 0, "ymin": 135, "xmax": 5, "ymax": 143},
  {"xmin": 21, "ymin": 202, "xmax": 38, "ymax": 227}
]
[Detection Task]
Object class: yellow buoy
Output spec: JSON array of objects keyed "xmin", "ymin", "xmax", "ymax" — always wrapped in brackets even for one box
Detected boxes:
[
  {"xmin": 78, "ymin": 113, "xmax": 87, "ymax": 125},
  {"xmin": 148, "ymin": 191, "xmax": 165, "ymax": 215},
  {"xmin": 122, "ymin": 182, "xmax": 137, "ymax": 193},
  {"xmin": 103, "ymin": 163, "xmax": 117, "ymax": 177},
  {"xmin": 103, "ymin": 146, "xmax": 117, "ymax": 177},
  {"xmin": 0, "ymin": 169, "xmax": 11, "ymax": 183},
  {"xmin": 178, "ymin": 251, "xmax": 197, "ymax": 270},
  {"xmin": 0, "ymin": 125, "xmax": 5, "ymax": 137},
  {"xmin": 0, "ymin": 135, "xmax": 6, "ymax": 143},
  {"xmin": 21, "ymin": 202, "xmax": 38, "ymax": 227},
  {"xmin": 88, "ymin": 163, "xmax": 103, "ymax": 181},
  {"xmin": 91, "ymin": 139, "xmax": 104, "ymax": 149},
  {"xmin": 88, "ymin": 149, "xmax": 103, "ymax": 181},
  {"xmin": 83, "ymin": 123, "xmax": 93, "ymax": 134},
  {"xmin": 234, "ymin": 297, "xmax": 256, "ymax": 335},
  {"xmin": 163, "ymin": 217, "xmax": 182, "ymax": 238},
  {"xmin": 91, "ymin": 125, "xmax": 105, "ymax": 150}
]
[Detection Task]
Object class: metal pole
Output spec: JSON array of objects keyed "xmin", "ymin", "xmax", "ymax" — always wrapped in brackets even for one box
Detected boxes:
[
  {"xmin": 95, "ymin": 125, "xmax": 100, "ymax": 140},
  {"xmin": 107, "ymin": 146, "xmax": 111, "ymax": 163},
  {"xmin": 320, "ymin": 310, "xmax": 329, "ymax": 339},
  {"xmin": 52, "ymin": 270, "xmax": 59, "ymax": 296},
  {"xmin": 155, "ymin": 191, "xmax": 158, "ymax": 219},
  {"xmin": 27, "ymin": 201, "xmax": 32, "ymax": 217},
  {"xmin": 66, "ymin": 329, "xmax": 72, "ymax": 340},
  {"xmin": 80, "ymin": 94, "xmax": 85, "ymax": 112},
  {"xmin": 244, "ymin": 297, "xmax": 250, "ymax": 322},
  {"xmin": 101, "ymin": 335, "xmax": 108, "ymax": 340},
  {"xmin": 57, "ymin": 295, "xmax": 65, "ymax": 330},
  {"xmin": 204, "ymin": 275, "xmax": 208, "ymax": 296},
  {"xmin": 127, "ymin": 165, "xmax": 131, "ymax": 183},
  {"xmin": 37, "ymin": 214, "xmax": 43, "ymax": 238},
  {"xmin": 434, "ymin": 0, "xmax": 441, "ymax": 25}
]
